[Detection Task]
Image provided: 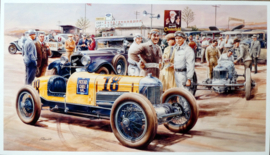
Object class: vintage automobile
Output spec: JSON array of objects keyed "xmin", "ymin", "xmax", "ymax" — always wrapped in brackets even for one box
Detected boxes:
[
  {"xmin": 15, "ymin": 71, "xmax": 199, "ymax": 148},
  {"xmin": 8, "ymin": 30, "xmax": 45, "ymax": 54},
  {"xmin": 46, "ymin": 33, "xmax": 69, "ymax": 57},
  {"xmin": 48, "ymin": 36, "xmax": 143, "ymax": 77},
  {"xmin": 191, "ymin": 59, "xmax": 255, "ymax": 100}
]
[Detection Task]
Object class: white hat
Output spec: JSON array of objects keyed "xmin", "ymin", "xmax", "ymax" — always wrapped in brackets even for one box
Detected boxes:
[
  {"xmin": 133, "ymin": 33, "xmax": 142, "ymax": 40},
  {"xmin": 252, "ymin": 35, "xmax": 258, "ymax": 38},
  {"xmin": 202, "ymin": 36, "xmax": 206, "ymax": 40}
]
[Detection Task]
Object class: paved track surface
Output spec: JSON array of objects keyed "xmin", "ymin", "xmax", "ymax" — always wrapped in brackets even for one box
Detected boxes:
[{"xmin": 3, "ymin": 36, "xmax": 267, "ymax": 152}]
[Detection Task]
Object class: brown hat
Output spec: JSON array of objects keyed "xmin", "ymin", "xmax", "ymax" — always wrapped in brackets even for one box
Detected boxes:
[
  {"xmin": 233, "ymin": 38, "xmax": 241, "ymax": 44},
  {"xmin": 165, "ymin": 33, "xmax": 175, "ymax": 40}
]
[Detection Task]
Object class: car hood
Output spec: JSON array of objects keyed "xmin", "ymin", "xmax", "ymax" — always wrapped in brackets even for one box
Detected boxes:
[
  {"xmin": 231, "ymin": 24, "xmax": 245, "ymax": 31},
  {"xmin": 79, "ymin": 49, "xmax": 118, "ymax": 56}
]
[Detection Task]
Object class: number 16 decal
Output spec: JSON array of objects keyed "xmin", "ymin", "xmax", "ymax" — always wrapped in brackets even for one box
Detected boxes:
[{"xmin": 102, "ymin": 76, "xmax": 122, "ymax": 91}]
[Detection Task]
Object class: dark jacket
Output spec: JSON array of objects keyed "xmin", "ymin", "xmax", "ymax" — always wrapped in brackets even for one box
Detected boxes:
[
  {"xmin": 35, "ymin": 41, "xmax": 51, "ymax": 67},
  {"xmin": 78, "ymin": 39, "xmax": 89, "ymax": 50}
]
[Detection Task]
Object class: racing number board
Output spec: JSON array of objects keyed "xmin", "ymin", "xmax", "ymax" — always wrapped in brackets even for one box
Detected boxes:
[{"xmin": 77, "ymin": 78, "xmax": 90, "ymax": 95}]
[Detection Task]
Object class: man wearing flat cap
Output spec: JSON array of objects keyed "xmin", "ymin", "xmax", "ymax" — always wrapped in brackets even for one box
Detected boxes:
[
  {"xmin": 77, "ymin": 34, "xmax": 89, "ymax": 51},
  {"xmin": 65, "ymin": 34, "xmax": 76, "ymax": 62},
  {"xmin": 201, "ymin": 36, "xmax": 209, "ymax": 63},
  {"xmin": 160, "ymin": 33, "xmax": 176, "ymax": 91},
  {"xmin": 128, "ymin": 29, "xmax": 162, "ymax": 78},
  {"xmin": 23, "ymin": 30, "xmax": 37, "ymax": 85},
  {"xmin": 249, "ymin": 35, "xmax": 261, "ymax": 74},
  {"xmin": 35, "ymin": 32, "xmax": 51, "ymax": 77},
  {"xmin": 233, "ymin": 38, "xmax": 252, "ymax": 77},
  {"xmin": 173, "ymin": 31, "xmax": 195, "ymax": 92},
  {"xmin": 128, "ymin": 33, "xmax": 143, "ymax": 76}
]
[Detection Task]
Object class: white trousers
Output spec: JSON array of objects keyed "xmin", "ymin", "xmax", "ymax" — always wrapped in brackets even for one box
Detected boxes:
[{"xmin": 175, "ymin": 71, "xmax": 192, "ymax": 92}]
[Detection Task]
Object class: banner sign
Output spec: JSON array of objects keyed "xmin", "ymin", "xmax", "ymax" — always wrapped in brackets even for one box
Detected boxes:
[{"xmin": 164, "ymin": 10, "xmax": 181, "ymax": 33}]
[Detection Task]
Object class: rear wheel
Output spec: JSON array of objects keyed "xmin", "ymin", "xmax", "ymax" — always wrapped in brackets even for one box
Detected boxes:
[
  {"xmin": 96, "ymin": 67, "xmax": 109, "ymax": 74},
  {"xmin": 8, "ymin": 44, "xmax": 17, "ymax": 54},
  {"xmin": 110, "ymin": 93, "xmax": 157, "ymax": 148},
  {"xmin": 16, "ymin": 85, "xmax": 41, "ymax": 125},
  {"xmin": 161, "ymin": 88, "xmax": 198, "ymax": 133},
  {"xmin": 245, "ymin": 68, "xmax": 251, "ymax": 100},
  {"xmin": 112, "ymin": 55, "xmax": 127, "ymax": 75}
]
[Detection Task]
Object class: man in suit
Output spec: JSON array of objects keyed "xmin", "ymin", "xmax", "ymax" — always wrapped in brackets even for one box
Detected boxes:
[
  {"xmin": 65, "ymin": 34, "xmax": 76, "ymax": 62},
  {"xmin": 128, "ymin": 33, "xmax": 143, "ymax": 76},
  {"xmin": 35, "ymin": 32, "xmax": 51, "ymax": 77},
  {"xmin": 77, "ymin": 34, "xmax": 89, "ymax": 50},
  {"xmin": 249, "ymin": 35, "xmax": 261, "ymax": 74},
  {"xmin": 128, "ymin": 29, "xmax": 162, "ymax": 78},
  {"xmin": 23, "ymin": 30, "xmax": 37, "ymax": 85}
]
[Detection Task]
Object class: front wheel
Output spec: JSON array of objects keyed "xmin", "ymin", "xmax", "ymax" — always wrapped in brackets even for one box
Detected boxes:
[
  {"xmin": 16, "ymin": 85, "xmax": 41, "ymax": 124},
  {"xmin": 245, "ymin": 68, "xmax": 251, "ymax": 100},
  {"xmin": 110, "ymin": 93, "xmax": 157, "ymax": 148},
  {"xmin": 8, "ymin": 44, "xmax": 17, "ymax": 54},
  {"xmin": 96, "ymin": 67, "xmax": 109, "ymax": 74},
  {"xmin": 161, "ymin": 87, "xmax": 199, "ymax": 133}
]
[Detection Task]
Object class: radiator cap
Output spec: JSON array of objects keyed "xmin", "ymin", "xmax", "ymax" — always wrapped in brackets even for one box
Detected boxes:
[{"xmin": 147, "ymin": 73, "xmax": 153, "ymax": 78}]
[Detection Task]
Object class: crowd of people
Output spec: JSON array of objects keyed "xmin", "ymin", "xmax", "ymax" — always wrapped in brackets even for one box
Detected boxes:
[{"xmin": 127, "ymin": 29, "xmax": 262, "ymax": 93}]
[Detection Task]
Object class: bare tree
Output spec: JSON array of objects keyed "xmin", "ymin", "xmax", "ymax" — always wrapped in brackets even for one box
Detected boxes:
[
  {"xmin": 76, "ymin": 17, "xmax": 90, "ymax": 33},
  {"xmin": 182, "ymin": 7, "xmax": 195, "ymax": 28}
]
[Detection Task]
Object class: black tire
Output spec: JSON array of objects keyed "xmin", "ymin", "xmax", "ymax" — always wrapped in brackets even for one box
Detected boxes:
[
  {"xmin": 48, "ymin": 51, "xmax": 54, "ymax": 58},
  {"xmin": 161, "ymin": 87, "xmax": 199, "ymax": 133},
  {"xmin": 96, "ymin": 67, "xmax": 109, "ymax": 74},
  {"xmin": 112, "ymin": 55, "xmax": 127, "ymax": 75},
  {"xmin": 16, "ymin": 85, "xmax": 41, "ymax": 125},
  {"xmin": 110, "ymin": 93, "xmax": 157, "ymax": 148},
  {"xmin": 245, "ymin": 68, "xmax": 251, "ymax": 100},
  {"xmin": 190, "ymin": 72, "xmax": 198, "ymax": 95},
  {"xmin": 8, "ymin": 44, "xmax": 17, "ymax": 54}
]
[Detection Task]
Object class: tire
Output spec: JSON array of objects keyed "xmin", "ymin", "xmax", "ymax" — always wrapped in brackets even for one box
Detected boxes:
[
  {"xmin": 8, "ymin": 44, "xmax": 17, "ymax": 54},
  {"xmin": 48, "ymin": 51, "xmax": 54, "ymax": 58},
  {"xmin": 190, "ymin": 72, "xmax": 198, "ymax": 96},
  {"xmin": 161, "ymin": 87, "xmax": 199, "ymax": 133},
  {"xmin": 112, "ymin": 55, "xmax": 127, "ymax": 75},
  {"xmin": 110, "ymin": 93, "xmax": 157, "ymax": 148},
  {"xmin": 16, "ymin": 85, "xmax": 41, "ymax": 125},
  {"xmin": 96, "ymin": 67, "xmax": 109, "ymax": 74},
  {"xmin": 245, "ymin": 68, "xmax": 251, "ymax": 100}
]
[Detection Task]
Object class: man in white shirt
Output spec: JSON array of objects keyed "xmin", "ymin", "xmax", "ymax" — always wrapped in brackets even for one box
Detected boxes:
[
  {"xmin": 223, "ymin": 35, "xmax": 234, "ymax": 53},
  {"xmin": 218, "ymin": 49, "xmax": 234, "ymax": 64},
  {"xmin": 128, "ymin": 33, "xmax": 143, "ymax": 76},
  {"xmin": 217, "ymin": 36, "xmax": 225, "ymax": 54},
  {"xmin": 201, "ymin": 37, "xmax": 209, "ymax": 63}
]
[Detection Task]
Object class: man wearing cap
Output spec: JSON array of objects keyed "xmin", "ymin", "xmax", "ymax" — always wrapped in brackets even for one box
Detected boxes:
[
  {"xmin": 205, "ymin": 39, "xmax": 221, "ymax": 79},
  {"xmin": 128, "ymin": 33, "xmax": 143, "ymax": 76},
  {"xmin": 65, "ymin": 34, "xmax": 76, "ymax": 62},
  {"xmin": 233, "ymin": 38, "xmax": 252, "ymax": 77},
  {"xmin": 249, "ymin": 35, "xmax": 261, "ymax": 74},
  {"xmin": 161, "ymin": 32, "xmax": 168, "ymax": 53},
  {"xmin": 77, "ymin": 34, "xmax": 89, "ymax": 51},
  {"xmin": 35, "ymin": 32, "xmax": 51, "ymax": 77},
  {"xmin": 173, "ymin": 31, "xmax": 195, "ymax": 91},
  {"xmin": 201, "ymin": 37, "xmax": 209, "ymax": 63},
  {"xmin": 218, "ymin": 36, "xmax": 225, "ymax": 54},
  {"xmin": 160, "ymin": 33, "xmax": 176, "ymax": 91},
  {"xmin": 224, "ymin": 35, "xmax": 234, "ymax": 53},
  {"xmin": 23, "ymin": 30, "xmax": 37, "ymax": 85},
  {"xmin": 218, "ymin": 49, "xmax": 234, "ymax": 64},
  {"xmin": 128, "ymin": 29, "xmax": 162, "ymax": 78},
  {"xmin": 88, "ymin": 35, "xmax": 96, "ymax": 50}
]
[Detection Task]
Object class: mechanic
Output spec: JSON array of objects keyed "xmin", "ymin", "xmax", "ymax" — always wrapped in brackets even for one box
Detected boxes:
[
  {"xmin": 201, "ymin": 36, "xmax": 209, "ymax": 63},
  {"xmin": 65, "ymin": 34, "xmax": 76, "ymax": 62},
  {"xmin": 77, "ymin": 34, "xmax": 89, "ymax": 51},
  {"xmin": 249, "ymin": 35, "xmax": 261, "ymax": 74},
  {"xmin": 23, "ymin": 30, "xmax": 37, "ymax": 85},
  {"xmin": 35, "ymin": 32, "xmax": 51, "ymax": 77},
  {"xmin": 218, "ymin": 49, "xmax": 234, "ymax": 63},
  {"xmin": 160, "ymin": 32, "xmax": 168, "ymax": 53},
  {"xmin": 88, "ymin": 35, "xmax": 96, "ymax": 50},
  {"xmin": 223, "ymin": 35, "xmax": 234, "ymax": 53},
  {"xmin": 128, "ymin": 29, "xmax": 162, "ymax": 78},
  {"xmin": 217, "ymin": 36, "xmax": 225, "ymax": 54},
  {"xmin": 173, "ymin": 31, "xmax": 195, "ymax": 92},
  {"xmin": 233, "ymin": 38, "xmax": 252, "ymax": 77},
  {"xmin": 128, "ymin": 33, "xmax": 143, "ymax": 76},
  {"xmin": 205, "ymin": 39, "xmax": 221, "ymax": 79},
  {"xmin": 160, "ymin": 33, "xmax": 176, "ymax": 91}
]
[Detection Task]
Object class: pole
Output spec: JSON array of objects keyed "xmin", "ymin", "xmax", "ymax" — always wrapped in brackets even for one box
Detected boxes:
[
  {"xmin": 215, "ymin": 6, "xmax": 216, "ymax": 26},
  {"xmin": 151, "ymin": 4, "xmax": 152, "ymax": 29},
  {"xmin": 85, "ymin": 4, "xmax": 86, "ymax": 33}
]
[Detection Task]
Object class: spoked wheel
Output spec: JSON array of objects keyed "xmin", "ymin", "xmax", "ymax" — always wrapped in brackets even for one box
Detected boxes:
[
  {"xmin": 110, "ymin": 93, "xmax": 157, "ymax": 148},
  {"xmin": 245, "ymin": 68, "xmax": 251, "ymax": 100},
  {"xmin": 161, "ymin": 88, "xmax": 198, "ymax": 133},
  {"xmin": 96, "ymin": 67, "xmax": 109, "ymax": 74},
  {"xmin": 8, "ymin": 44, "xmax": 17, "ymax": 54},
  {"xmin": 16, "ymin": 85, "xmax": 41, "ymax": 124},
  {"xmin": 112, "ymin": 55, "xmax": 127, "ymax": 75}
]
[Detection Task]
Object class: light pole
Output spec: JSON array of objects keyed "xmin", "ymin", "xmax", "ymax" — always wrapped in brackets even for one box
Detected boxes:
[
  {"xmin": 212, "ymin": 5, "xmax": 220, "ymax": 27},
  {"xmin": 143, "ymin": 4, "xmax": 160, "ymax": 29}
]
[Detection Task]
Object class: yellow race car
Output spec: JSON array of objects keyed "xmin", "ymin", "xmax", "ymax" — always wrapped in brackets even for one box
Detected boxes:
[{"xmin": 16, "ymin": 71, "xmax": 199, "ymax": 148}]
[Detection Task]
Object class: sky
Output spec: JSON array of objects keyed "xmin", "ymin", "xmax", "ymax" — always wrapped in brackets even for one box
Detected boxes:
[{"xmin": 4, "ymin": 3, "xmax": 267, "ymax": 34}]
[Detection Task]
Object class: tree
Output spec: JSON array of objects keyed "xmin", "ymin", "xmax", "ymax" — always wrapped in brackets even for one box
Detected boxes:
[
  {"xmin": 182, "ymin": 7, "xmax": 195, "ymax": 28},
  {"xmin": 76, "ymin": 17, "xmax": 90, "ymax": 33}
]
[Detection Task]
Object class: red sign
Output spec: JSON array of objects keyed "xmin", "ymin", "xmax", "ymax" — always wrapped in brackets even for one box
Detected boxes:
[{"xmin": 164, "ymin": 10, "xmax": 181, "ymax": 34}]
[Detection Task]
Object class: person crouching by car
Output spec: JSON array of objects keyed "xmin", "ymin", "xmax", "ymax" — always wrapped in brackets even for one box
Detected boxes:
[
  {"xmin": 128, "ymin": 33, "xmax": 143, "ymax": 76},
  {"xmin": 88, "ymin": 35, "xmax": 96, "ymax": 50},
  {"xmin": 65, "ymin": 34, "xmax": 76, "ymax": 62},
  {"xmin": 23, "ymin": 30, "xmax": 37, "ymax": 85},
  {"xmin": 218, "ymin": 49, "xmax": 234, "ymax": 64},
  {"xmin": 160, "ymin": 33, "xmax": 176, "ymax": 91},
  {"xmin": 233, "ymin": 38, "xmax": 252, "ymax": 78},
  {"xmin": 77, "ymin": 34, "xmax": 89, "ymax": 50},
  {"xmin": 35, "ymin": 32, "xmax": 51, "ymax": 77}
]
